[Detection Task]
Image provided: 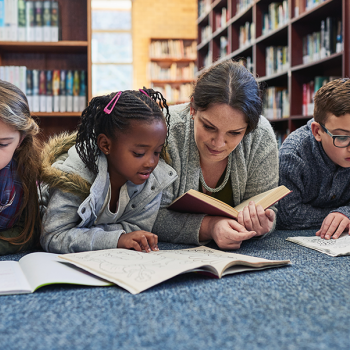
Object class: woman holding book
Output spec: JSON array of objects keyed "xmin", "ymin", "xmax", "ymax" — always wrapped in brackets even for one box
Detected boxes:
[{"xmin": 152, "ymin": 60, "xmax": 279, "ymax": 249}]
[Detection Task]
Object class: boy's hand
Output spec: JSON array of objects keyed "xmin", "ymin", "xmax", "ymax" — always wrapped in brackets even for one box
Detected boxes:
[
  {"xmin": 117, "ymin": 231, "xmax": 159, "ymax": 252},
  {"xmin": 316, "ymin": 213, "xmax": 350, "ymax": 239}
]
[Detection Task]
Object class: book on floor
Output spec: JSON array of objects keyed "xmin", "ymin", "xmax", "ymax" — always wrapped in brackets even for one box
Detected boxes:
[
  {"xmin": 59, "ymin": 246, "xmax": 290, "ymax": 294},
  {"xmin": 287, "ymin": 233, "xmax": 350, "ymax": 257},
  {"xmin": 0, "ymin": 252, "xmax": 112, "ymax": 296},
  {"xmin": 167, "ymin": 185, "xmax": 291, "ymax": 219}
]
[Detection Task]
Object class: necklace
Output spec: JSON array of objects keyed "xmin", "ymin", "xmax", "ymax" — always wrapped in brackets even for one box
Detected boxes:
[{"xmin": 199, "ymin": 153, "xmax": 232, "ymax": 193}]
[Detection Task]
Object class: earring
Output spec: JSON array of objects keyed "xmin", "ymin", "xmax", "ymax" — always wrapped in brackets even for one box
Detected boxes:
[{"xmin": 105, "ymin": 151, "xmax": 109, "ymax": 155}]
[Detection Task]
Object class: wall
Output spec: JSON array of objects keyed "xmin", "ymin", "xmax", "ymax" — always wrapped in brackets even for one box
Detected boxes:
[{"xmin": 132, "ymin": 0, "xmax": 197, "ymax": 89}]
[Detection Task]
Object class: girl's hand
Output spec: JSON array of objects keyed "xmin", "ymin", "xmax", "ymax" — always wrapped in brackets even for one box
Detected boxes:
[
  {"xmin": 200, "ymin": 216, "xmax": 256, "ymax": 250},
  {"xmin": 316, "ymin": 213, "xmax": 350, "ymax": 240},
  {"xmin": 237, "ymin": 202, "xmax": 275, "ymax": 236},
  {"xmin": 117, "ymin": 231, "xmax": 159, "ymax": 252}
]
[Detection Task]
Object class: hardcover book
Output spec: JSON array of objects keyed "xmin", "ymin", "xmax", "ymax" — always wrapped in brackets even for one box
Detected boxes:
[{"xmin": 168, "ymin": 186, "xmax": 291, "ymax": 219}]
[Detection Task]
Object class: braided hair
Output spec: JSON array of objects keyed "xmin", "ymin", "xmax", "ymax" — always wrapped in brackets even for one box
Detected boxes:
[{"xmin": 76, "ymin": 88, "xmax": 170, "ymax": 175}]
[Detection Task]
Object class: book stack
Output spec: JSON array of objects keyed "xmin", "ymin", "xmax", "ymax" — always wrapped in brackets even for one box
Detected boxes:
[
  {"xmin": 263, "ymin": 87, "xmax": 289, "ymax": 121},
  {"xmin": 295, "ymin": 0, "xmax": 327, "ymax": 16},
  {"xmin": 214, "ymin": 7, "xmax": 227, "ymax": 31},
  {"xmin": 149, "ymin": 61, "xmax": 196, "ymax": 81},
  {"xmin": 198, "ymin": 0, "xmax": 211, "ymax": 18},
  {"xmin": 152, "ymin": 83, "xmax": 192, "ymax": 105},
  {"xmin": 0, "ymin": 0, "xmax": 59, "ymax": 42},
  {"xmin": 302, "ymin": 18, "xmax": 342, "ymax": 65},
  {"xmin": 149, "ymin": 40, "xmax": 197, "ymax": 60},
  {"xmin": 265, "ymin": 46, "xmax": 289, "ymax": 76},
  {"xmin": 262, "ymin": 1, "xmax": 289, "ymax": 35},
  {"xmin": 239, "ymin": 22, "xmax": 255, "ymax": 48},
  {"xmin": 302, "ymin": 76, "xmax": 340, "ymax": 116},
  {"xmin": 0, "ymin": 66, "xmax": 86, "ymax": 113},
  {"xmin": 236, "ymin": 0, "xmax": 254, "ymax": 15}
]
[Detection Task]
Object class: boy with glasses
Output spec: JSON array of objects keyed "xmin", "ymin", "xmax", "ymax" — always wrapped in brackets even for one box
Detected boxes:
[{"xmin": 277, "ymin": 78, "xmax": 350, "ymax": 239}]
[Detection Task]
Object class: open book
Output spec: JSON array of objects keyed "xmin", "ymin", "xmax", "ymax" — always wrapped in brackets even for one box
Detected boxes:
[
  {"xmin": 287, "ymin": 233, "xmax": 350, "ymax": 257},
  {"xmin": 59, "ymin": 246, "xmax": 290, "ymax": 294},
  {"xmin": 167, "ymin": 186, "xmax": 291, "ymax": 219},
  {"xmin": 0, "ymin": 252, "xmax": 112, "ymax": 295}
]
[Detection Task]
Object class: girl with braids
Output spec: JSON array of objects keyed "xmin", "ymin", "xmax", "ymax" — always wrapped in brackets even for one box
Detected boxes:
[
  {"xmin": 40, "ymin": 88, "xmax": 177, "ymax": 254},
  {"xmin": 0, "ymin": 80, "xmax": 42, "ymax": 255}
]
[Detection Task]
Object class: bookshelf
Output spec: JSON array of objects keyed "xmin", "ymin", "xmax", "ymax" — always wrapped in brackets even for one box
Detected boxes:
[
  {"xmin": 149, "ymin": 39, "xmax": 197, "ymax": 104},
  {"xmin": 196, "ymin": 0, "xmax": 349, "ymax": 146},
  {"xmin": 0, "ymin": 0, "xmax": 91, "ymax": 139}
]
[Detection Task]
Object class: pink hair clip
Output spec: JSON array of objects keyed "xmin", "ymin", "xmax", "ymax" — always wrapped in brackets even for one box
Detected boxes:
[
  {"xmin": 104, "ymin": 91, "xmax": 122, "ymax": 114},
  {"xmin": 139, "ymin": 89, "xmax": 150, "ymax": 97}
]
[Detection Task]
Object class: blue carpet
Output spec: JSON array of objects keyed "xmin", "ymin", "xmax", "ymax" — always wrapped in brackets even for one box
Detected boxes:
[{"xmin": 1, "ymin": 229, "xmax": 350, "ymax": 350}]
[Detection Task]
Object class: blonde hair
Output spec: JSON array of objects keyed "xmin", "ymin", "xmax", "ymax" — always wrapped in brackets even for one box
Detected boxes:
[{"xmin": 0, "ymin": 80, "xmax": 42, "ymax": 249}]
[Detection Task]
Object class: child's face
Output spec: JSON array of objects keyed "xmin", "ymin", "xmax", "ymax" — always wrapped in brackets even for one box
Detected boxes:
[
  {"xmin": 102, "ymin": 119, "xmax": 167, "ymax": 186},
  {"xmin": 312, "ymin": 113, "xmax": 350, "ymax": 168},
  {"xmin": 0, "ymin": 119, "xmax": 22, "ymax": 170}
]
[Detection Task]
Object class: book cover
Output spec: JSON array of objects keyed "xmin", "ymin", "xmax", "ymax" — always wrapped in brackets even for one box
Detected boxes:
[
  {"xmin": 32, "ymin": 69, "xmax": 39, "ymax": 112},
  {"xmin": 17, "ymin": 0, "xmax": 26, "ymax": 41},
  {"xmin": 50, "ymin": 0, "xmax": 59, "ymax": 42},
  {"xmin": 26, "ymin": 0, "xmax": 34, "ymax": 41},
  {"xmin": 167, "ymin": 186, "xmax": 291, "ymax": 220},
  {"xmin": 52, "ymin": 69, "xmax": 60, "ymax": 112},
  {"xmin": 59, "ymin": 69, "xmax": 66, "ymax": 112},
  {"xmin": 66, "ymin": 70, "xmax": 73, "ymax": 112},
  {"xmin": 59, "ymin": 246, "xmax": 290, "ymax": 294},
  {"xmin": 34, "ymin": 0, "xmax": 43, "ymax": 42},
  {"xmin": 39, "ymin": 69, "xmax": 46, "ymax": 112},
  {"xmin": 42, "ymin": 0, "xmax": 51, "ymax": 41},
  {"xmin": 46, "ymin": 69, "xmax": 52, "ymax": 113}
]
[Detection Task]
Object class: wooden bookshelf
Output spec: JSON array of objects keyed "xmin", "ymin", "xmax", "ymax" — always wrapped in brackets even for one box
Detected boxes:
[
  {"xmin": 149, "ymin": 38, "xmax": 197, "ymax": 105},
  {"xmin": 196, "ymin": 0, "xmax": 349, "ymax": 145},
  {"xmin": 0, "ymin": 0, "xmax": 91, "ymax": 139}
]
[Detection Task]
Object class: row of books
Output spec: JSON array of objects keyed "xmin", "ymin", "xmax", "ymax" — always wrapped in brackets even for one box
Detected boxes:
[
  {"xmin": 201, "ymin": 25, "xmax": 212, "ymax": 44},
  {"xmin": 266, "ymin": 46, "xmax": 289, "ymax": 77},
  {"xmin": 203, "ymin": 50, "xmax": 212, "ymax": 68},
  {"xmin": 263, "ymin": 87, "xmax": 289, "ymax": 120},
  {"xmin": 152, "ymin": 83, "xmax": 192, "ymax": 104},
  {"xmin": 149, "ymin": 62, "xmax": 196, "ymax": 81},
  {"xmin": 294, "ymin": 0, "xmax": 327, "ymax": 17},
  {"xmin": 0, "ymin": 66, "xmax": 87, "ymax": 113},
  {"xmin": 239, "ymin": 22, "xmax": 255, "ymax": 48},
  {"xmin": 262, "ymin": 1, "xmax": 289, "ymax": 36},
  {"xmin": 302, "ymin": 18, "xmax": 342, "ymax": 65},
  {"xmin": 219, "ymin": 36, "xmax": 228, "ymax": 59},
  {"xmin": 0, "ymin": 0, "xmax": 59, "ymax": 42},
  {"xmin": 236, "ymin": 0, "xmax": 254, "ymax": 15},
  {"xmin": 214, "ymin": 7, "xmax": 227, "ymax": 31},
  {"xmin": 198, "ymin": 0, "xmax": 211, "ymax": 18},
  {"xmin": 149, "ymin": 40, "xmax": 196, "ymax": 59},
  {"xmin": 302, "ymin": 76, "xmax": 340, "ymax": 116}
]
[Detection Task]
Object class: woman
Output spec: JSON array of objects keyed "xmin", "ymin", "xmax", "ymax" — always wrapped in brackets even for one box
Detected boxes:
[{"xmin": 152, "ymin": 60, "xmax": 278, "ymax": 249}]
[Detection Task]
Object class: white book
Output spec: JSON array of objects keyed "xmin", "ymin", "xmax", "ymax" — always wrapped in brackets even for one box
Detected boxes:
[
  {"xmin": 79, "ymin": 96, "xmax": 86, "ymax": 112},
  {"xmin": 26, "ymin": 1, "xmax": 34, "ymax": 42},
  {"xmin": 66, "ymin": 96, "xmax": 73, "ymax": 112},
  {"xmin": 34, "ymin": 0, "xmax": 43, "ymax": 42},
  {"xmin": 42, "ymin": 0, "xmax": 51, "ymax": 41},
  {"xmin": 46, "ymin": 95, "xmax": 52, "ymax": 112},
  {"xmin": 50, "ymin": 0, "xmax": 59, "ymax": 42},
  {"xmin": 53, "ymin": 95, "xmax": 59, "ymax": 112},
  {"xmin": 19, "ymin": 66, "xmax": 26, "ymax": 93},
  {"xmin": 73, "ymin": 96, "xmax": 79, "ymax": 112},
  {"xmin": 40, "ymin": 95, "xmax": 46, "ymax": 112},
  {"xmin": 9, "ymin": 0, "xmax": 17, "ymax": 41},
  {"xmin": 0, "ymin": 252, "xmax": 111, "ymax": 295},
  {"xmin": 32, "ymin": 69, "xmax": 39, "ymax": 112},
  {"xmin": 0, "ymin": 0, "xmax": 5, "ymax": 41},
  {"xmin": 4, "ymin": 0, "xmax": 11, "ymax": 40},
  {"xmin": 17, "ymin": 0, "xmax": 26, "ymax": 41},
  {"xmin": 13, "ymin": 65, "xmax": 20, "ymax": 88}
]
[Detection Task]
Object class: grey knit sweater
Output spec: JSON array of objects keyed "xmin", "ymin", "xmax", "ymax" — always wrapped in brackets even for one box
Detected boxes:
[
  {"xmin": 152, "ymin": 104, "xmax": 279, "ymax": 245},
  {"xmin": 277, "ymin": 119, "xmax": 350, "ymax": 230}
]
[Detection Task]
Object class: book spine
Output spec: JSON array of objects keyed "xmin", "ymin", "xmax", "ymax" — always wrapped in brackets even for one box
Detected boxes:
[
  {"xmin": 46, "ymin": 69, "xmax": 52, "ymax": 112},
  {"xmin": 79, "ymin": 70, "xmax": 86, "ymax": 112},
  {"xmin": 34, "ymin": 0, "xmax": 43, "ymax": 42},
  {"xmin": 52, "ymin": 69, "xmax": 60, "ymax": 112},
  {"xmin": 26, "ymin": 69, "xmax": 33, "ymax": 111},
  {"xmin": 73, "ymin": 70, "xmax": 80, "ymax": 112},
  {"xmin": 32, "ymin": 69, "xmax": 40, "ymax": 112},
  {"xmin": 59, "ymin": 69, "xmax": 66, "ymax": 112},
  {"xmin": 42, "ymin": 0, "xmax": 50, "ymax": 41},
  {"xmin": 39, "ymin": 69, "xmax": 46, "ymax": 112},
  {"xmin": 5, "ymin": 0, "xmax": 17, "ymax": 41},
  {"xmin": 26, "ymin": 1, "xmax": 34, "ymax": 41},
  {"xmin": 66, "ymin": 70, "xmax": 73, "ymax": 112},
  {"xmin": 50, "ymin": 0, "xmax": 58, "ymax": 42},
  {"xmin": 17, "ymin": 0, "xmax": 26, "ymax": 41},
  {"xmin": 0, "ymin": 0, "xmax": 4, "ymax": 41}
]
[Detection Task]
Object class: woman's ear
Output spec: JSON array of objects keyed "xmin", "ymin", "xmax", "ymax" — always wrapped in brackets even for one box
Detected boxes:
[
  {"xmin": 97, "ymin": 134, "xmax": 111, "ymax": 155},
  {"xmin": 311, "ymin": 121, "xmax": 322, "ymax": 142}
]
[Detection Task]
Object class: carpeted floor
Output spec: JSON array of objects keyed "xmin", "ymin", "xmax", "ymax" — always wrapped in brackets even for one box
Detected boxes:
[{"xmin": 1, "ymin": 229, "xmax": 349, "ymax": 350}]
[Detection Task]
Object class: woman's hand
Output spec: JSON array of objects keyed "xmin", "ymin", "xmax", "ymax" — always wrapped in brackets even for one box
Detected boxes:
[
  {"xmin": 199, "ymin": 216, "xmax": 256, "ymax": 250},
  {"xmin": 237, "ymin": 201, "xmax": 275, "ymax": 236},
  {"xmin": 117, "ymin": 231, "xmax": 159, "ymax": 252}
]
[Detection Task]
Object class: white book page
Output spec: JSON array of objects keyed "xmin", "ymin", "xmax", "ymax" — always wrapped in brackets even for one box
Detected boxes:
[
  {"xmin": 287, "ymin": 233, "xmax": 350, "ymax": 257},
  {"xmin": 0, "ymin": 261, "xmax": 31, "ymax": 295},
  {"xmin": 19, "ymin": 252, "xmax": 112, "ymax": 292},
  {"xmin": 59, "ymin": 246, "xmax": 289, "ymax": 294}
]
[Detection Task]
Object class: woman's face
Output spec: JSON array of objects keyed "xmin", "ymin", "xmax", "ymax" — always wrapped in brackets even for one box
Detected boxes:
[
  {"xmin": 191, "ymin": 103, "xmax": 248, "ymax": 165},
  {"xmin": 0, "ymin": 119, "xmax": 22, "ymax": 170}
]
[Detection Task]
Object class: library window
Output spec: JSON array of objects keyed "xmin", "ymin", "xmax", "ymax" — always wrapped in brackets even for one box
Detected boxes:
[{"xmin": 91, "ymin": 0, "xmax": 132, "ymax": 96}]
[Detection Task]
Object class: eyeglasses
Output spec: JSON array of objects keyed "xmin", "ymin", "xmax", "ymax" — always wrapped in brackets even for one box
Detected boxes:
[{"xmin": 320, "ymin": 123, "xmax": 350, "ymax": 148}]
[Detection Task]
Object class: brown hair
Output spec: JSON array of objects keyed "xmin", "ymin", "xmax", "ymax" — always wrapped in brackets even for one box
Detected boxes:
[
  {"xmin": 314, "ymin": 78, "xmax": 350, "ymax": 124},
  {"xmin": 0, "ymin": 80, "xmax": 42, "ymax": 249},
  {"xmin": 190, "ymin": 60, "xmax": 262, "ymax": 134}
]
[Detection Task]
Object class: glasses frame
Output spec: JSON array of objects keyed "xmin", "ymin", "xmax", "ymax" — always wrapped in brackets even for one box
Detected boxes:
[{"xmin": 319, "ymin": 123, "xmax": 350, "ymax": 148}]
